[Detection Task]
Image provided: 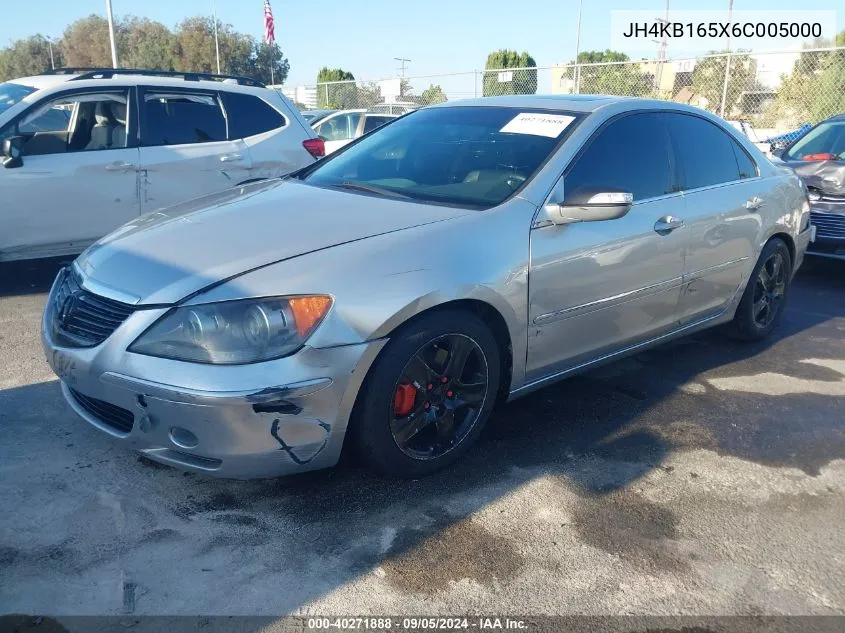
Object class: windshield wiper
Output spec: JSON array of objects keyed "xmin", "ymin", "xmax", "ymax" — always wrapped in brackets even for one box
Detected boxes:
[{"xmin": 333, "ymin": 181, "xmax": 411, "ymax": 199}]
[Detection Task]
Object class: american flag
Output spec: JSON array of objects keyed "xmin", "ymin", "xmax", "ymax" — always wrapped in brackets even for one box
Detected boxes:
[{"xmin": 263, "ymin": 0, "xmax": 275, "ymax": 45}]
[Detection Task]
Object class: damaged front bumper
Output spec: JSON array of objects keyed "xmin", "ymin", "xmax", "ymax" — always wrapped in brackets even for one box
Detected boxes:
[{"xmin": 41, "ymin": 273, "xmax": 386, "ymax": 479}]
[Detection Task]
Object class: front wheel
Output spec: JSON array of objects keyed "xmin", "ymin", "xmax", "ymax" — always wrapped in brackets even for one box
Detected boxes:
[
  {"xmin": 352, "ymin": 310, "xmax": 501, "ymax": 478},
  {"xmin": 726, "ymin": 238, "xmax": 792, "ymax": 341}
]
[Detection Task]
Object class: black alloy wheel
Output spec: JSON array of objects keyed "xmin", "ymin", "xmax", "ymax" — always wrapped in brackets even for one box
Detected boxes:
[
  {"xmin": 389, "ymin": 334, "xmax": 489, "ymax": 460},
  {"xmin": 352, "ymin": 310, "xmax": 501, "ymax": 478}
]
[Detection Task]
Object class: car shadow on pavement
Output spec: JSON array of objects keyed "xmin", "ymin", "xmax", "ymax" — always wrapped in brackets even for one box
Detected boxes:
[
  {"xmin": 0, "ymin": 257, "xmax": 71, "ymax": 298},
  {"xmin": 0, "ymin": 259, "xmax": 843, "ymax": 615}
]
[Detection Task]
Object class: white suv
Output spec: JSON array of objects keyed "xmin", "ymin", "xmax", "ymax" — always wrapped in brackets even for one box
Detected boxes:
[{"xmin": 0, "ymin": 68, "xmax": 324, "ymax": 262}]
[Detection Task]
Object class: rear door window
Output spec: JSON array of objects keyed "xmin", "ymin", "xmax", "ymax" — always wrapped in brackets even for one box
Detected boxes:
[
  {"xmin": 315, "ymin": 113, "xmax": 362, "ymax": 141},
  {"xmin": 222, "ymin": 92, "xmax": 287, "ymax": 139},
  {"xmin": 665, "ymin": 113, "xmax": 744, "ymax": 190},
  {"xmin": 142, "ymin": 91, "xmax": 226, "ymax": 146},
  {"xmin": 565, "ymin": 112, "xmax": 674, "ymax": 202}
]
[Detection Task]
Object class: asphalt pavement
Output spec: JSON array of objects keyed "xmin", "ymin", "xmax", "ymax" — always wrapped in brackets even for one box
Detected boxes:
[{"xmin": 0, "ymin": 256, "xmax": 843, "ymax": 621}]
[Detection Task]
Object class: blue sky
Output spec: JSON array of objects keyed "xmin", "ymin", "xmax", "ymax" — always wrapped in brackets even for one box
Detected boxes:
[{"xmin": 2, "ymin": 0, "xmax": 843, "ymax": 87}]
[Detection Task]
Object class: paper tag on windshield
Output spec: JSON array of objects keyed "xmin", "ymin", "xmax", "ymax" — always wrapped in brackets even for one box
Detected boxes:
[{"xmin": 500, "ymin": 113, "xmax": 575, "ymax": 138}]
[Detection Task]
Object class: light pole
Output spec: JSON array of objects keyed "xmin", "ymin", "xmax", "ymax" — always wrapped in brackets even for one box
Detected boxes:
[
  {"xmin": 573, "ymin": 0, "xmax": 583, "ymax": 93},
  {"xmin": 105, "ymin": 0, "xmax": 119, "ymax": 68},
  {"xmin": 719, "ymin": 0, "xmax": 734, "ymax": 117},
  {"xmin": 212, "ymin": 0, "xmax": 221, "ymax": 74},
  {"xmin": 38, "ymin": 35, "xmax": 55, "ymax": 70}
]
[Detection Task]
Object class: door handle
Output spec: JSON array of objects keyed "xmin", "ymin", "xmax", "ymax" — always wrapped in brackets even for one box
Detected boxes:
[
  {"xmin": 104, "ymin": 161, "xmax": 135, "ymax": 172},
  {"xmin": 745, "ymin": 196, "xmax": 764, "ymax": 210},
  {"xmin": 654, "ymin": 216, "xmax": 685, "ymax": 234},
  {"xmin": 219, "ymin": 153, "xmax": 244, "ymax": 163}
]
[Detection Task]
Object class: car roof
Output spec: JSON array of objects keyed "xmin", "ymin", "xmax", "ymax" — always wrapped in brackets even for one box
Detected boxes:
[
  {"xmin": 8, "ymin": 75, "xmax": 73, "ymax": 90},
  {"xmin": 9, "ymin": 72, "xmax": 273, "ymax": 97},
  {"xmin": 430, "ymin": 94, "xmax": 632, "ymax": 113}
]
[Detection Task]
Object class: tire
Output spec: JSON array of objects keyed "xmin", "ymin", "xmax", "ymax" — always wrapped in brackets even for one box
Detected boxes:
[
  {"xmin": 352, "ymin": 309, "xmax": 501, "ymax": 478},
  {"xmin": 725, "ymin": 238, "xmax": 792, "ymax": 342}
]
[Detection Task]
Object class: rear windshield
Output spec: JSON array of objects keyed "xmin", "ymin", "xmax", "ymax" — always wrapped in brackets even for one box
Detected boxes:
[
  {"xmin": 302, "ymin": 106, "xmax": 580, "ymax": 208},
  {"xmin": 0, "ymin": 82, "xmax": 36, "ymax": 115}
]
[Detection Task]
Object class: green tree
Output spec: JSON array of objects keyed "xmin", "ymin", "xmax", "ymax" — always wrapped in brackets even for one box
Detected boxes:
[
  {"xmin": 690, "ymin": 50, "xmax": 758, "ymax": 116},
  {"xmin": 61, "ymin": 15, "xmax": 118, "ymax": 67},
  {"xmin": 356, "ymin": 81, "xmax": 382, "ymax": 108},
  {"xmin": 122, "ymin": 18, "xmax": 177, "ymax": 70},
  {"xmin": 0, "ymin": 35, "xmax": 63, "ymax": 81},
  {"xmin": 483, "ymin": 50, "xmax": 537, "ymax": 96},
  {"xmin": 247, "ymin": 42, "xmax": 290, "ymax": 85},
  {"xmin": 572, "ymin": 50, "xmax": 652, "ymax": 97},
  {"xmin": 759, "ymin": 30, "xmax": 845, "ymax": 126},
  {"xmin": 420, "ymin": 84, "xmax": 447, "ymax": 105},
  {"xmin": 174, "ymin": 17, "xmax": 252, "ymax": 76},
  {"xmin": 316, "ymin": 67, "xmax": 357, "ymax": 109}
]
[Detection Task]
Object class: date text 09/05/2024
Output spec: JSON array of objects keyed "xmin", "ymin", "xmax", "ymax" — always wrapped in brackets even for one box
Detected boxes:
[
  {"xmin": 622, "ymin": 21, "xmax": 822, "ymax": 39},
  {"xmin": 306, "ymin": 618, "xmax": 528, "ymax": 630}
]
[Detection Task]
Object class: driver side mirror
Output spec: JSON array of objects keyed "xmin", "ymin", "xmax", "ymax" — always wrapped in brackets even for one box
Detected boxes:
[
  {"xmin": 2, "ymin": 137, "xmax": 23, "ymax": 169},
  {"xmin": 541, "ymin": 186, "xmax": 633, "ymax": 226}
]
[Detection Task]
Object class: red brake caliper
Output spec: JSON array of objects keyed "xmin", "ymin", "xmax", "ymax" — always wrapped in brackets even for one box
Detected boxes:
[{"xmin": 393, "ymin": 383, "xmax": 417, "ymax": 416}]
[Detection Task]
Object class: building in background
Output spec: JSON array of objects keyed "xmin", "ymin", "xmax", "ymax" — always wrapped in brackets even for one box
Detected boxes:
[{"xmin": 281, "ymin": 85, "xmax": 317, "ymax": 109}]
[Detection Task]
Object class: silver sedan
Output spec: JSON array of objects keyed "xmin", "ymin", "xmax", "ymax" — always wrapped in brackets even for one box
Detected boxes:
[{"xmin": 42, "ymin": 95, "xmax": 813, "ymax": 479}]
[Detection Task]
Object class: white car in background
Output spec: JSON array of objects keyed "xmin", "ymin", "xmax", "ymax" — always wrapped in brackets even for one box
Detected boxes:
[
  {"xmin": 727, "ymin": 119, "xmax": 772, "ymax": 157},
  {"xmin": 0, "ymin": 68, "xmax": 323, "ymax": 262},
  {"xmin": 311, "ymin": 109, "xmax": 397, "ymax": 154}
]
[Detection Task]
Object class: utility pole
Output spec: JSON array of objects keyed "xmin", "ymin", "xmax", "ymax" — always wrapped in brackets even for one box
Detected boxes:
[
  {"xmin": 719, "ymin": 0, "xmax": 734, "ymax": 117},
  {"xmin": 655, "ymin": 0, "xmax": 669, "ymax": 96},
  {"xmin": 574, "ymin": 0, "xmax": 583, "ymax": 93},
  {"xmin": 212, "ymin": 0, "xmax": 222, "ymax": 74},
  {"xmin": 394, "ymin": 57, "xmax": 411, "ymax": 77},
  {"xmin": 105, "ymin": 0, "xmax": 119, "ymax": 68}
]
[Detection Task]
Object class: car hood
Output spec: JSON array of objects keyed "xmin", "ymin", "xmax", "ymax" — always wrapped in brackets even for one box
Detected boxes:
[
  {"xmin": 787, "ymin": 160, "xmax": 845, "ymax": 196},
  {"xmin": 76, "ymin": 179, "xmax": 469, "ymax": 305}
]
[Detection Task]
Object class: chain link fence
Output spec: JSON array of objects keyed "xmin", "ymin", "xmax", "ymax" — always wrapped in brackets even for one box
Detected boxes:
[{"xmin": 294, "ymin": 47, "xmax": 845, "ymax": 138}]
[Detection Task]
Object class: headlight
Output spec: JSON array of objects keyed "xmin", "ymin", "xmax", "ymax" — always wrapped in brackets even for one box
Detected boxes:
[
  {"xmin": 807, "ymin": 189, "xmax": 821, "ymax": 202},
  {"xmin": 129, "ymin": 295, "xmax": 332, "ymax": 364}
]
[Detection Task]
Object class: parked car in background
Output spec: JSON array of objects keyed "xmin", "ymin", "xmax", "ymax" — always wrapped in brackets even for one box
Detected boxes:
[
  {"xmin": 300, "ymin": 108, "xmax": 337, "ymax": 125},
  {"xmin": 726, "ymin": 119, "xmax": 771, "ymax": 156},
  {"xmin": 765, "ymin": 123, "xmax": 812, "ymax": 154},
  {"xmin": 0, "ymin": 68, "xmax": 322, "ymax": 262},
  {"xmin": 312, "ymin": 109, "xmax": 397, "ymax": 154},
  {"xmin": 368, "ymin": 102, "xmax": 419, "ymax": 115},
  {"xmin": 772, "ymin": 114, "xmax": 845, "ymax": 260},
  {"xmin": 42, "ymin": 96, "xmax": 810, "ymax": 480}
]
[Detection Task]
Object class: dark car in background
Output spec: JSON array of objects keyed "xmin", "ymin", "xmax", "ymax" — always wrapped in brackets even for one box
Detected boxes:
[{"xmin": 774, "ymin": 114, "xmax": 845, "ymax": 261}]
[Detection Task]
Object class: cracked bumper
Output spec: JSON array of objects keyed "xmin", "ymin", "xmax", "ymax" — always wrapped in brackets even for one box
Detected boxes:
[{"xmin": 41, "ymin": 276, "xmax": 385, "ymax": 479}]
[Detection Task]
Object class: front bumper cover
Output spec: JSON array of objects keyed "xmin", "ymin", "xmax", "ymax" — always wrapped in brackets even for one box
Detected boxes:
[{"xmin": 41, "ymin": 271, "xmax": 386, "ymax": 479}]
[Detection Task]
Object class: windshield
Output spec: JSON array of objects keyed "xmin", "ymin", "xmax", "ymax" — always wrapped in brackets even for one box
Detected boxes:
[
  {"xmin": 302, "ymin": 106, "xmax": 580, "ymax": 208},
  {"xmin": 0, "ymin": 82, "xmax": 36, "ymax": 115},
  {"xmin": 785, "ymin": 120, "xmax": 845, "ymax": 161}
]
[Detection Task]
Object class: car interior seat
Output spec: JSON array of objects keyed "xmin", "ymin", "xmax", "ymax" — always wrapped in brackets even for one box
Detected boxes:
[{"xmin": 85, "ymin": 102, "xmax": 127, "ymax": 151}]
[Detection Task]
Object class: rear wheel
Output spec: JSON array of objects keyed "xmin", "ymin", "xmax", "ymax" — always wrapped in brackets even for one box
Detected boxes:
[
  {"xmin": 726, "ymin": 238, "xmax": 792, "ymax": 341},
  {"xmin": 352, "ymin": 310, "xmax": 500, "ymax": 478}
]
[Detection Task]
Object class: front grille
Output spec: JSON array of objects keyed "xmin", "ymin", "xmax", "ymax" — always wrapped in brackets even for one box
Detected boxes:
[
  {"xmin": 810, "ymin": 211, "xmax": 845, "ymax": 240},
  {"xmin": 69, "ymin": 388, "xmax": 135, "ymax": 434},
  {"xmin": 52, "ymin": 270, "xmax": 135, "ymax": 347}
]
